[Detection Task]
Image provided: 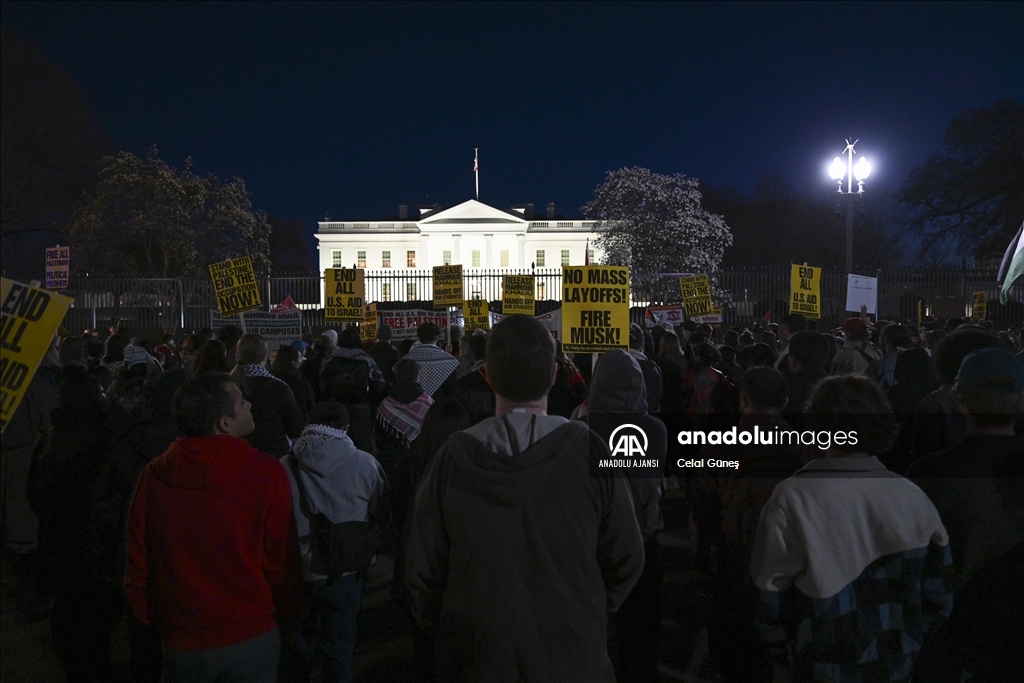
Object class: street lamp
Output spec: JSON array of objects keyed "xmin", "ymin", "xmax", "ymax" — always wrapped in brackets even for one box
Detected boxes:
[{"xmin": 828, "ymin": 139, "xmax": 871, "ymax": 274}]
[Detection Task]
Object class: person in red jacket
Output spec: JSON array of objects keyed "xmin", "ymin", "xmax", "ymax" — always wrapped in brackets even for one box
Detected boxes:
[{"xmin": 124, "ymin": 373, "xmax": 302, "ymax": 683}]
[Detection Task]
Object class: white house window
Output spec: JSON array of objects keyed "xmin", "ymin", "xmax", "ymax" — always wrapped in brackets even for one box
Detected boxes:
[
  {"xmin": 357, "ymin": 250, "xmax": 366, "ymax": 268},
  {"xmin": 561, "ymin": 249, "xmax": 570, "ymax": 266},
  {"xmin": 406, "ymin": 282, "xmax": 417, "ymax": 301},
  {"xmin": 382, "ymin": 283, "xmax": 392, "ymax": 301},
  {"xmin": 382, "ymin": 250, "xmax": 391, "ymax": 268},
  {"xmin": 407, "ymin": 250, "xmax": 416, "ymax": 268},
  {"xmin": 331, "ymin": 250, "xmax": 342, "ymax": 268},
  {"xmin": 500, "ymin": 250, "xmax": 509, "ymax": 267},
  {"xmin": 472, "ymin": 250, "xmax": 481, "ymax": 267},
  {"xmin": 588, "ymin": 247, "xmax": 595, "ymax": 264},
  {"xmin": 442, "ymin": 250, "xmax": 452, "ymax": 266},
  {"xmin": 536, "ymin": 250, "xmax": 545, "ymax": 267}
]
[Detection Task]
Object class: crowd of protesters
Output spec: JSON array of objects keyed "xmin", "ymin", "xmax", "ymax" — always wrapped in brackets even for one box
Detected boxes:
[{"xmin": 0, "ymin": 308, "xmax": 1020, "ymax": 683}]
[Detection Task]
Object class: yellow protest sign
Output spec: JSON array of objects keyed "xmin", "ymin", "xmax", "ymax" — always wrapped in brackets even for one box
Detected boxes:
[
  {"xmin": 463, "ymin": 299, "xmax": 490, "ymax": 331},
  {"xmin": 679, "ymin": 274, "xmax": 714, "ymax": 317},
  {"xmin": 790, "ymin": 264, "xmax": 821, "ymax": 318},
  {"xmin": 209, "ymin": 255, "xmax": 261, "ymax": 315},
  {"xmin": 502, "ymin": 275, "xmax": 535, "ymax": 315},
  {"xmin": 360, "ymin": 303, "xmax": 378, "ymax": 342},
  {"xmin": 433, "ymin": 265, "xmax": 463, "ymax": 309},
  {"xmin": 972, "ymin": 291, "xmax": 987, "ymax": 320},
  {"xmin": 1, "ymin": 278, "xmax": 73, "ymax": 431},
  {"xmin": 325, "ymin": 268, "xmax": 365, "ymax": 322},
  {"xmin": 561, "ymin": 266, "xmax": 630, "ymax": 353}
]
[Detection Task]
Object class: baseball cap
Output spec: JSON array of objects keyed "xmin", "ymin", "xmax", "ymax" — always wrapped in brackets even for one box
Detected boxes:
[
  {"xmin": 290, "ymin": 339, "xmax": 309, "ymax": 352},
  {"xmin": 842, "ymin": 317, "xmax": 867, "ymax": 334},
  {"xmin": 956, "ymin": 348, "xmax": 1024, "ymax": 393}
]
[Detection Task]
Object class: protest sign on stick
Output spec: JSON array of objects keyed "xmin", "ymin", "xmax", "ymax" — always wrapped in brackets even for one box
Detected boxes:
[
  {"xmin": 502, "ymin": 275, "xmax": 535, "ymax": 315},
  {"xmin": 1, "ymin": 278, "xmax": 73, "ymax": 431},
  {"xmin": 561, "ymin": 266, "xmax": 630, "ymax": 353},
  {"xmin": 790, "ymin": 264, "xmax": 821, "ymax": 318},
  {"xmin": 325, "ymin": 268, "xmax": 365, "ymax": 322}
]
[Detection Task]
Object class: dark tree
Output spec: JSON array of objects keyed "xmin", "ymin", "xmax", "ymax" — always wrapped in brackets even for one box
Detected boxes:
[
  {"xmin": 900, "ymin": 99, "xmax": 1024, "ymax": 259},
  {"xmin": 268, "ymin": 217, "xmax": 314, "ymax": 271},
  {"xmin": 0, "ymin": 27, "xmax": 108, "ymax": 279},
  {"xmin": 69, "ymin": 147, "xmax": 272, "ymax": 277}
]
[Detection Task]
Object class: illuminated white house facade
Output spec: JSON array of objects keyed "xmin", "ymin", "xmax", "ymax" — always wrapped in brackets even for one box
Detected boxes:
[{"xmin": 315, "ymin": 199, "xmax": 602, "ymax": 301}]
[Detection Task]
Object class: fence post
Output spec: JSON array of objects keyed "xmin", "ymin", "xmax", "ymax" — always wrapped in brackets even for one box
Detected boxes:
[{"xmin": 178, "ymin": 278, "xmax": 185, "ymax": 331}]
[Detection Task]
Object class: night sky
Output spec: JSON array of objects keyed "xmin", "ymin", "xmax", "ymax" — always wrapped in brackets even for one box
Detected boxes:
[{"xmin": 3, "ymin": 1, "xmax": 1022, "ymax": 249}]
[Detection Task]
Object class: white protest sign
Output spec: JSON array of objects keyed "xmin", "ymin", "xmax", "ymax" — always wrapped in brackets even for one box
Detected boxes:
[
  {"xmin": 845, "ymin": 275, "xmax": 878, "ymax": 315},
  {"xmin": 488, "ymin": 308, "xmax": 562, "ymax": 341},
  {"xmin": 377, "ymin": 308, "xmax": 464, "ymax": 341},
  {"xmin": 211, "ymin": 309, "xmax": 302, "ymax": 353}
]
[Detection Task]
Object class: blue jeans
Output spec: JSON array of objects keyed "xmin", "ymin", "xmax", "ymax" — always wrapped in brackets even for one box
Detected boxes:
[
  {"xmin": 162, "ymin": 627, "xmax": 279, "ymax": 683},
  {"xmin": 283, "ymin": 575, "xmax": 364, "ymax": 683}
]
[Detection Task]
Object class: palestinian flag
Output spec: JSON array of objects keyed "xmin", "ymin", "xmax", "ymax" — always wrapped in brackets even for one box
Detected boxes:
[{"xmin": 998, "ymin": 221, "xmax": 1024, "ymax": 304}]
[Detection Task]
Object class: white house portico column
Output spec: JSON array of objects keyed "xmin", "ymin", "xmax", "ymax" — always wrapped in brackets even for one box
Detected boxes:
[
  {"xmin": 453, "ymin": 234, "xmax": 461, "ymax": 264},
  {"xmin": 484, "ymin": 234, "xmax": 493, "ymax": 268},
  {"xmin": 517, "ymin": 233, "xmax": 525, "ymax": 268}
]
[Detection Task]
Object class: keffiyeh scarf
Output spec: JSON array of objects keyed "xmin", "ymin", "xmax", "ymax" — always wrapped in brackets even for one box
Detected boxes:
[
  {"xmin": 403, "ymin": 344, "xmax": 459, "ymax": 396},
  {"xmin": 242, "ymin": 363, "xmax": 285, "ymax": 383},
  {"xmin": 377, "ymin": 393, "xmax": 434, "ymax": 443}
]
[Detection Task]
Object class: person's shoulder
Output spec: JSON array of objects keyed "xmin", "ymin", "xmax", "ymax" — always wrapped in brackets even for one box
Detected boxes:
[
  {"xmin": 907, "ymin": 449, "xmax": 959, "ymax": 478},
  {"xmin": 349, "ymin": 447, "xmax": 386, "ymax": 476}
]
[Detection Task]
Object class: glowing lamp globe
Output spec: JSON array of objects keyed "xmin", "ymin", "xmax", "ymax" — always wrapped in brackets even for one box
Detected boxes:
[
  {"xmin": 854, "ymin": 157, "xmax": 871, "ymax": 181},
  {"xmin": 829, "ymin": 157, "xmax": 846, "ymax": 180}
]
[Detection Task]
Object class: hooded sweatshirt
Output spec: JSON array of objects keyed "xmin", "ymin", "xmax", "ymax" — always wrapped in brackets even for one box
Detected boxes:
[
  {"xmin": 124, "ymin": 434, "xmax": 302, "ymax": 652},
  {"xmin": 587, "ymin": 349, "xmax": 667, "ymax": 541},
  {"xmin": 406, "ymin": 412, "xmax": 645, "ymax": 682},
  {"xmin": 281, "ymin": 424, "xmax": 389, "ymax": 581}
]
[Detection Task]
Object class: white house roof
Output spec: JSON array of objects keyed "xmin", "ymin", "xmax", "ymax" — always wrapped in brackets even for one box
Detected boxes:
[
  {"xmin": 417, "ymin": 199, "xmax": 527, "ymax": 231},
  {"xmin": 317, "ymin": 198, "xmax": 602, "ymax": 235}
]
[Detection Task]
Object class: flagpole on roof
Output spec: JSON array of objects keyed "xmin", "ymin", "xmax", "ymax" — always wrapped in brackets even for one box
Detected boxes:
[{"xmin": 474, "ymin": 148, "xmax": 479, "ymax": 201}]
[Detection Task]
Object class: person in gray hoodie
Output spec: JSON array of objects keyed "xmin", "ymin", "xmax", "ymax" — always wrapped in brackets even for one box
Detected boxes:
[
  {"xmin": 585, "ymin": 349, "xmax": 667, "ymax": 683},
  {"xmin": 406, "ymin": 315, "xmax": 644, "ymax": 682},
  {"xmin": 280, "ymin": 402, "xmax": 389, "ymax": 683}
]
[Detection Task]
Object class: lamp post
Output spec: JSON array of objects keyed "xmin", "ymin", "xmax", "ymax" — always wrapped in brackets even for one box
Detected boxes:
[{"xmin": 828, "ymin": 139, "xmax": 871, "ymax": 274}]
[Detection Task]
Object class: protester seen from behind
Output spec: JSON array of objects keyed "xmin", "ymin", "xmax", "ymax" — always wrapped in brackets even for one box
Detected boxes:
[
  {"xmin": 908, "ymin": 347, "xmax": 1024, "ymax": 682},
  {"xmin": 231, "ymin": 333, "xmax": 305, "ymax": 458},
  {"xmin": 750, "ymin": 375, "xmax": 951, "ymax": 682},
  {"xmin": 405, "ymin": 314, "xmax": 644, "ymax": 681},
  {"xmin": 280, "ymin": 402, "xmax": 389, "ymax": 683},
  {"xmin": 124, "ymin": 373, "xmax": 302, "ymax": 683}
]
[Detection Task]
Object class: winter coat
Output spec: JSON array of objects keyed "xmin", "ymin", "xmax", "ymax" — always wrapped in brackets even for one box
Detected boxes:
[
  {"xmin": 586, "ymin": 349, "xmax": 666, "ymax": 540},
  {"xmin": 238, "ymin": 375, "xmax": 305, "ymax": 458},
  {"xmin": 29, "ymin": 401, "xmax": 119, "ymax": 586},
  {"xmin": 89, "ymin": 417, "xmax": 180, "ymax": 583},
  {"xmin": 0, "ymin": 369, "xmax": 58, "ymax": 544},
  {"xmin": 281, "ymin": 424, "xmax": 389, "ymax": 581},
  {"xmin": 406, "ymin": 413, "xmax": 644, "ymax": 682},
  {"xmin": 831, "ymin": 340, "xmax": 881, "ymax": 376}
]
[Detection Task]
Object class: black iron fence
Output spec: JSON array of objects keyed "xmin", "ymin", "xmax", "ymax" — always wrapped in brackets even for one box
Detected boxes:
[{"xmin": 60, "ymin": 267, "xmax": 1022, "ymax": 336}]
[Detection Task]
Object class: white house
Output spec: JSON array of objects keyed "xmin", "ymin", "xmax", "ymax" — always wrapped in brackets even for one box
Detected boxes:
[{"xmin": 315, "ymin": 199, "xmax": 603, "ymax": 302}]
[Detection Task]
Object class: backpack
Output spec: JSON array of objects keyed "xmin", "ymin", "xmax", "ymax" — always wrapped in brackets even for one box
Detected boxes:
[
  {"xmin": 320, "ymin": 355, "xmax": 370, "ymax": 404},
  {"xmin": 287, "ymin": 456, "xmax": 384, "ymax": 577}
]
